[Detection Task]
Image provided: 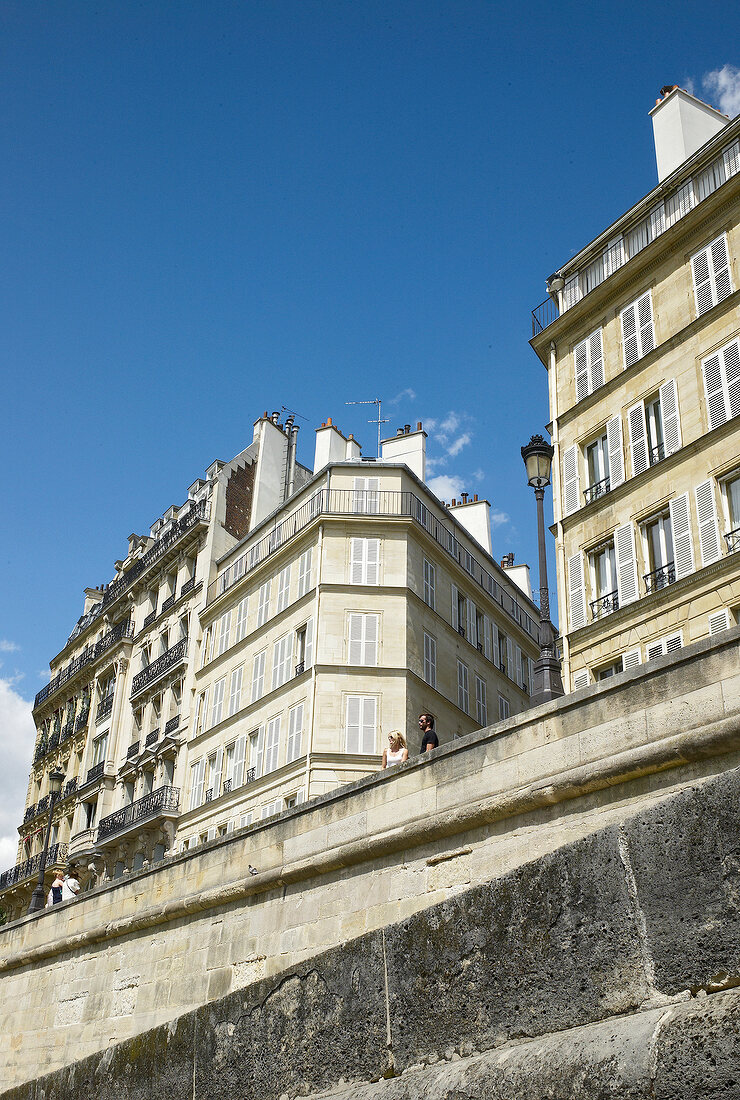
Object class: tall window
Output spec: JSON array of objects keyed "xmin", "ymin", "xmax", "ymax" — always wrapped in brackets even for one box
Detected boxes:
[
  {"xmin": 423, "ymin": 632, "xmax": 436, "ymax": 688},
  {"xmin": 224, "ymin": 734, "xmax": 246, "ymax": 790},
  {"xmin": 286, "ymin": 703, "xmax": 304, "ymax": 764},
  {"xmin": 353, "ymin": 476, "xmax": 379, "ymax": 514},
  {"xmin": 234, "ymin": 596, "xmax": 249, "ymax": 644},
  {"xmin": 271, "ymin": 634, "xmax": 293, "ymax": 690},
  {"xmin": 257, "ymin": 581, "xmax": 270, "ymax": 627},
  {"xmin": 423, "ymin": 559, "xmax": 436, "ymax": 609},
  {"xmin": 691, "ymin": 233, "xmax": 732, "ymax": 316},
  {"xmin": 589, "ymin": 541, "xmax": 618, "ymax": 618},
  {"xmin": 350, "ymin": 538, "xmax": 380, "ymax": 585},
  {"xmin": 251, "ymin": 650, "xmax": 266, "ymax": 702},
  {"xmin": 295, "ymin": 618, "xmax": 314, "ymax": 673},
  {"xmin": 457, "ymin": 660, "xmax": 469, "ymax": 713},
  {"xmin": 574, "ymin": 328, "xmax": 604, "ymax": 402},
  {"xmin": 498, "ymin": 695, "xmax": 510, "ymax": 720},
  {"xmin": 642, "ymin": 513, "xmax": 674, "ymax": 592},
  {"xmin": 348, "ymin": 613, "xmax": 379, "ymax": 666},
  {"xmin": 250, "ymin": 725, "xmax": 265, "ymax": 778},
  {"xmin": 228, "ymin": 666, "xmax": 243, "ymax": 717},
  {"xmin": 475, "ymin": 675, "xmax": 487, "ymax": 726},
  {"xmin": 702, "ymin": 338, "xmax": 740, "ymax": 431},
  {"xmin": 724, "ymin": 473, "xmax": 740, "ymax": 549},
  {"xmin": 620, "ymin": 291, "xmax": 654, "ymax": 368},
  {"xmin": 276, "ymin": 565, "xmax": 291, "ymax": 612},
  {"xmin": 211, "ymin": 678, "xmax": 226, "ymax": 727},
  {"xmin": 345, "ymin": 696, "xmax": 377, "ymax": 754},
  {"xmin": 584, "ymin": 433, "xmax": 609, "ymax": 503},
  {"xmin": 189, "ymin": 759, "xmax": 205, "ymax": 810},
  {"xmin": 216, "ymin": 611, "xmax": 231, "ymax": 657},
  {"xmin": 628, "ymin": 380, "xmax": 681, "ymax": 474},
  {"xmin": 264, "ymin": 716, "xmax": 281, "ymax": 774},
  {"xmin": 297, "ymin": 548, "xmax": 313, "ymax": 597}
]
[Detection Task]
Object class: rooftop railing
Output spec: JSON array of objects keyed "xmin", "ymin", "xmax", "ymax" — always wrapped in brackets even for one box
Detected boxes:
[
  {"xmin": 35, "ymin": 620, "xmax": 133, "ymax": 709},
  {"xmin": 208, "ymin": 489, "xmax": 538, "ymax": 642},
  {"xmin": 97, "ymin": 785, "xmax": 180, "ymax": 843}
]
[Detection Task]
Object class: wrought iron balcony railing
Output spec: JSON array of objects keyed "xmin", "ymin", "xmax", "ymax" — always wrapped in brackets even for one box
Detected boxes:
[
  {"xmin": 726, "ymin": 527, "xmax": 740, "ymax": 553},
  {"xmin": 208, "ymin": 489, "xmax": 539, "ymax": 642},
  {"xmin": 143, "ymin": 609, "xmax": 157, "ymax": 630},
  {"xmin": 161, "ymin": 594, "xmax": 176, "ymax": 614},
  {"xmin": 48, "ymin": 732, "xmax": 60, "ymax": 752},
  {"xmin": 127, "ymin": 742, "xmax": 140, "ymax": 759},
  {"xmin": 35, "ymin": 619, "xmax": 134, "ymax": 709},
  {"xmin": 295, "ymin": 661, "xmax": 305, "ymax": 676},
  {"xmin": 96, "ymin": 785, "xmax": 180, "ymax": 843},
  {"xmin": 62, "ymin": 777, "xmax": 78, "ymax": 800},
  {"xmin": 649, "ymin": 442, "xmax": 665, "ymax": 465},
  {"xmin": 37, "ymin": 795, "xmax": 49, "ymax": 814},
  {"xmin": 164, "ymin": 714, "xmax": 180, "ymax": 735},
  {"xmin": 96, "ymin": 694, "xmax": 114, "ymax": 724},
  {"xmin": 590, "ymin": 590, "xmax": 619, "ymax": 619},
  {"xmin": 644, "ymin": 561, "xmax": 676, "ymax": 594},
  {"xmin": 130, "ymin": 639, "xmax": 187, "ymax": 698},
  {"xmin": 531, "ymin": 296, "xmax": 560, "ymax": 337},
  {"xmin": 33, "ymin": 739, "xmax": 48, "ymax": 764},
  {"xmin": 0, "ymin": 843, "xmax": 68, "ymax": 892},
  {"xmin": 75, "ymin": 707, "xmax": 90, "ymax": 733},
  {"xmin": 61, "ymin": 720, "xmax": 75, "ymax": 742},
  {"xmin": 24, "ymin": 804, "xmax": 37, "ymax": 823},
  {"xmin": 85, "ymin": 760, "xmax": 105, "ymax": 785},
  {"xmin": 145, "ymin": 730, "xmax": 159, "ymax": 747},
  {"xmin": 583, "ymin": 477, "xmax": 611, "ymax": 505},
  {"xmin": 180, "ymin": 576, "xmax": 197, "ymax": 598}
]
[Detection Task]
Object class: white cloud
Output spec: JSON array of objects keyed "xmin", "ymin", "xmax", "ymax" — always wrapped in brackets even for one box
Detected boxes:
[
  {"xmin": 447, "ymin": 432, "xmax": 471, "ymax": 458},
  {"xmin": 491, "ymin": 510, "xmax": 510, "ymax": 528},
  {"xmin": 0, "ymin": 678, "xmax": 35, "ymax": 879},
  {"xmin": 703, "ymin": 64, "xmax": 740, "ymax": 118},
  {"xmin": 427, "ymin": 474, "xmax": 465, "ymax": 501},
  {"xmin": 390, "ymin": 387, "xmax": 416, "ymax": 405},
  {"xmin": 472, "ymin": 468, "xmax": 485, "ymax": 482},
  {"xmin": 0, "ymin": 640, "xmax": 19, "ymax": 653},
  {"xmin": 425, "ymin": 454, "xmax": 448, "ymax": 473}
]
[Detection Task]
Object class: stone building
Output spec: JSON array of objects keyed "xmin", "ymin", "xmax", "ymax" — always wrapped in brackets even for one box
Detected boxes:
[
  {"xmin": 0, "ymin": 414, "xmax": 539, "ymax": 919},
  {"xmin": 530, "ymin": 86, "xmax": 740, "ymax": 689}
]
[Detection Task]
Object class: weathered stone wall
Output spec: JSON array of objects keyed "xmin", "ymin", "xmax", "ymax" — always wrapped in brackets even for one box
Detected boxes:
[
  {"xmin": 2, "ymin": 628, "xmax": 740, "ymax": 1094},
  {"xmin": 6, "ymin": 765, "xmax": 740, "ymax": 1099}
]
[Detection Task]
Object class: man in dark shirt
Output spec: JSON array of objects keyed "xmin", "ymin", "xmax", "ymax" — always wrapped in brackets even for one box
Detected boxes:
[{"xmin": 418, "ymin": 713, "xmax": 439, "ymax": 754}]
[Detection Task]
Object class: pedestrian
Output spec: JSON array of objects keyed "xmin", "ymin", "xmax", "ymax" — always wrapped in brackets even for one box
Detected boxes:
[
  {"xmin": 418, "ymin": 712, "xmax": 439, "ymax": 754},
  {"xmin": 382, "ymin": 730, "xmax": 408, "ymax": 769},
  {"xmin": 62, "ymin": 872, "xmax": 81, "ymax": 901},
  {"xmin": 46, "ymin": 871, "xmax": 65, "ymax": 907}
]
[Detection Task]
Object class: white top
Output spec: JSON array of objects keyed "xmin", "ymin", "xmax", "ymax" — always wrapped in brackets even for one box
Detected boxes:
[{"xmin": 386, "ymin": 746, "xmax": 407, "ymax": 765}]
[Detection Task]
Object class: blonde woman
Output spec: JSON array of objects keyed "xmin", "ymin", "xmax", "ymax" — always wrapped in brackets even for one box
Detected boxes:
[{"xmin": 382, "ymin": 730, "xmax": 408, "ymax": 769}]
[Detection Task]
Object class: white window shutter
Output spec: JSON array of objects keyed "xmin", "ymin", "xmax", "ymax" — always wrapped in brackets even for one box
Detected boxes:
[
  {"xmin": 483, "ymin": 615, "xmax": 492, "ymax": 660},
  {"xmin": 702, "ymin": 352, "xmax": 728, "ymax": 429},
  {"xmin": 350, "ymin": 538, "xmax": 363, "ymax": 584},
  {"xmin": 724, "ymin": 340, "xmax": 740, "ymax": 420},
  {"xmin": 637, "ymin": 291, "xmax": 654, "ymax": 356},
  {"xmin": 253, "ymin": 726, "xmax": 265, "ymax": 778},
  {"xmin": 709, "ymin": 609, "xmax": 730, "ymax": 635},
  {"xmin": 607, "ymin": 416, "xmax": 625, "ymax": 488},
  {"xmin": 710, "ymin": 234, "xmax": 732, "ymax": 305},
  {"xmin": 363, "ymin": 614, "xmax": 378, "ymax": 666},
  {"xmin": 589, "ymin": 329, "xmax": 604, "ymax": 390},
  {"xmin": 669, "ymin": 493, "xmax": 695, "ymax": 579},
  {"xmin": 659, "ymin": 379, "xmax": 682, "ymax": 455},
  {"xmin": 615, "ymin": 523, "xmax": 638, "ymax": 606},
  {"xmin": 506, "ymin": 636, "xmax": 513, "ymax": 678},
  {"xmin": 695, "ymin": 481, "xmax": 721, "ymax": 566},
  {"xmin": 568, "ymin": 553, "xmax": 586, "ymax": 630},
  {"xmin": 348, "ymin": 613, "xmax": 363, "ymax": 664},
  {"xmin": 647, "ymin": 640, "xmax": 665, "ymax": 661},
  {"xmin": 360, "ymin": 696, "xmax": 377, "ymax": 753},
  {"xmin": 213, "ymin": 748, "xmax": 223, "ymax": 796},
  {"xmin": 234, "ymin": 735, "xmax": 246, "ymax": 787},
  {"xmin": 692, "ymin": 246, "xmax": 714, "ymax": 316},
  {"xmin": 490, "ymin": 620, "xmax": 499, "ymax": 666},
  {"xmin": 562, "ymin": 445, "xmax": 580, "ymax": 516},
  {"xmin": 286, "ymin": 703, "xmax": 303, "ymax": 763},
  {"xmin": 724, "ymin": 140, "xmax": 740, "ymax": 179},
  {"xmin": 621, "ymin": 302, "xmax": 640, "ymax": 368},
  {"xmin": 466, "ymin": 600, "xmax": 476, "ymax": 645},
  {"xmin": 451, "ymin": 584, "xmax": 459, "ymax": 631},
  {"xmin": 572, "ymin": 669, "xmax": 590, "ymax": 690},
  {"xmin": 628, "ymin": 402, "xmax": 649, "ymax": 476},
  {"xmin": 207, "ymin": 826, "xmax": 217, "ymax": 842},
  {"xmin": 649, "ymin": 203, "xmax": 665, "ymax": 239},
  {"xmin": 515, "ymin": 645, "xmax": 523, "ymax": 687},
  {"xmin": 575, "ymin": 339, "xmax": 590, "ymax": 401},
  {"xmin": 345, "ymin": 696, "xmax": 361, "ymax": 752},
  {"xmin": 304, "ymin": 617, "xmax": 314, "ymax": 668},
  {"xmin": 665, "ymin": 632, "xmax": 683, "ymax": 653},
  {"xmin": 622, "ymin": 649, "xmax": 641, "ymax": 671},
  {"xmin": 365, "ymin": 539, "xmax": 380, "ymax": 585}
]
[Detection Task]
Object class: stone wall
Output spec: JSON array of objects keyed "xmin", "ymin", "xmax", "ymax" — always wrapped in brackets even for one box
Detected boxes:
[{"xmin": 2, "ymin": 628, "xmax": 740, "ymax": 1093}]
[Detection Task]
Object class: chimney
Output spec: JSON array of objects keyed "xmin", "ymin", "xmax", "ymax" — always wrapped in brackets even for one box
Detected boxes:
[
  {"xmin": 314, "ymin": 418, "xmax": 347, "ymax": 473},
  {"xmin": 380, "ymin": 422, "xmax": 427, "ymax": 481},
  {"xmin": 650, "ymin": 86, "xmax": 728, "ymax": 182},
  {"xmin": 345, "ymin": 433, "xmax": 362, "ymax": 461},
  {"xmin": 449, "ymin": 496, "xmax": 492, "ymax": 556},
  {"xmin": 83, "ymin": 587, "xmax": 104, "ymax": 616},
  {"xmin": 499, "ymin": 554, "xmax": 532, "ymax": 601}
]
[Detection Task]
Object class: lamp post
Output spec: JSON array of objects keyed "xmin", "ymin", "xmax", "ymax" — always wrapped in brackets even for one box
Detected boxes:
[
  {"xmin": 521, "ymin": 434, "xmax": 564, "ymax": 706},
  {"xmin": 27, "ymin": 768, "xmax": 65, "ymax": 914}
]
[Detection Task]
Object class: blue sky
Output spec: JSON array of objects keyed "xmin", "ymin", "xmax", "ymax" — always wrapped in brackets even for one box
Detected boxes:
[{"xmin": 0, "ymin": 0, "xmax": 738, "ymax": 864}]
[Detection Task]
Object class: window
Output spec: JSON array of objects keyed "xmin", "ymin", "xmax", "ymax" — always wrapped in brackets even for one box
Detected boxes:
[
  {"xmin": 722, "ymin": 472, "xmax": 740, "ymax": 550},
  {"xmin": 297, "ymin": 548, "xmax": 312, "ymax": 597},
  {"xmin": 257, "ymin": 581, "xmax": 270, "ymax": 627},
  {"xmin": 276, "ymin": 565, "xmax": 291, "ymax": 613},
  {"xmin": 498, "ymin": 630, "xmax": 509, "ymax": 674},
  {"xmin": 200, "ymin": 627, "xmax": 212, "ymax": 668},
  {"xmin": 264, "ymin": 716, "xmax": 281, "ymax": 774},
  {"xmin": 702, "ymin": 338, "xmax": 740, "ymax": 431},
  {"xmin": 216, "ymin": 611, "xmax": 231, "ymax": 657},
  {"xmin": 227, "ymin": 666, "xmax": 243, "ymax": 717},
  {"xmin": 353, "ymin": 476, "xmax": 379, "ymax": 514},
  {"xmin": 646, "ymin": 632, "xmax": 683, "ymax": 661},
  {"xmin": 589, "ymin": 540, "xmax": 618, "ymax": 619},
  {"xmin": 574, "ymin": 328, "xmax": 604, "ymax": 402},
  {"xmin": 211, "ymin": 678, "xmax": 226, "ymax": 727},
  {"xmin": 286, "ymin": 703, "xmax": 304, "ymax": 763},
  {"xmin": 620, "ymin": 291, "xmax": 654, "ymax": 368},
  {"xmin": 92, "ymin": 732, "xmax": 107, "ymax": 765},
  {"xmin": 345, "ymin": 695, "xmax": 377, "ymax": 754},
  {"xmin": 234, "ymin": 596, "xmax": 249, "ymax": 644},
  {"xmin": 224, "ymin": 734, "xmax": 246, "ymax": 790},
  {"xmin": 250, "ymin": 725, "xmax": 265, "ymax": 778},
  {"xmin": 189, "ymin": 758, "xmax": 205, "ymax": 810},
  {"xmin": 695, "ymin": 481, "xmax": 721, "ymax": 567},
  {"xmin": 350, "ymin": 538, "xmax": 380, "ymax": 585},
  {"xmin": 642, "ymin": 513, "xmax": 675, "ymax": 593},
  {"xmin": 498, "ymin": 695, "xmax": 510, "ymax": 720},
  {"xmin": 451, "ymin": 585, "xmax": 467, "ymax": 636},
  {"xmin": 295, "ymin": 618, "xmax": 314, "ymax": 673},
  {"xmin": 193, "ymin": 688, "xmax": 209, "ymax": 737},
  {"xmin": 423, "ymin": 559, "xmax": 436, "ymax": 609},
  {"xmin": 628, "ymin": 380, "xmax": 681, "ymax": 475},
  {"xmin": 251, "ymin": 650, "xmax": 266, "ymax": 702},
  {"xmin": 691, "ymin": 233, "xmax": 732, "ymax": 316},
  {"xmin": 205, "ymin": 749, "xmax": 223, "ymax": 801},
  {"xmin": 348, "ymin": 612, "xmax": 379, "ymax": 666},
  {"xmin": 475, "ymin": 675, "xmax": 487, "ymax": 725},
  {"xmin": 584, "ymin": 433, "xmax": 609, "ymax": 503},
  {"xmin": 457, "ymin": 660, "xmax": 469, "ymax": 713},
  {"xmin": 423, "ymin": 633, "xmax": 436, "ymax": 688},
  {"xmin": 271, "ymin": 634, "xmax": 293, "ymax": 690}
]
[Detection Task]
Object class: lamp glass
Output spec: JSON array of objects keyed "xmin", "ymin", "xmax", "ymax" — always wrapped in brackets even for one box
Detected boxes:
[
  {"xmin": 48, "ymin": 769, "xmax": 65, "ymax": 795},
  {"xmin": 521, "ymin": 436, "xmax": 553, "ymax": 488}
]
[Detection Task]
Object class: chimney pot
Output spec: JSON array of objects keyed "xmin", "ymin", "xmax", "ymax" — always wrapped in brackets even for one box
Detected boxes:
[
  {"xmin": 327, "ymin": 417, "xmax": 333, "ymax": 426},
  {"xmin": 404, "ymin": 424, "xmax": 411, "ymax": 434},
  {"xmin": 461, "ymin": 492, "xmax": 468, "ymax": 504},
  {"xmin": 451, "ymin": 498, "xmax": 457, "ymax": 506},
  {"xmin": 473, "ymin": 494, "xmax": 478, "ymax": 502},
  {"xmin": 416, "ymin": 421, "xmax": 422, "ymax": 431},
  {"xmin": 397, "ymin": 427, "xmax": 404, "ymax": 436}
]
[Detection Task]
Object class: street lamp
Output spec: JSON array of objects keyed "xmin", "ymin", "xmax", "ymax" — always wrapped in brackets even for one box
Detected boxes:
[
  {"xmin": 521, "ymin": 434, "xmax": 564, "ymax": 706},
  {"xmin": 27, "ymin": 768, "xmax": 65, "ymax": 914}
]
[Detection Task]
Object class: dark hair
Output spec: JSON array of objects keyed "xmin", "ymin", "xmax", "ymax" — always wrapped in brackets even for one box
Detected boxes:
[{"xmin": 418, "ymin": 713, "xmax": 435, "ymax": 728}]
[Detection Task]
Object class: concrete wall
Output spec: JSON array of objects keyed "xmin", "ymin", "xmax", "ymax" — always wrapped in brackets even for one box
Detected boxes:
[{"xmin": 2, "ymin": 629, "xmax": 740, "ymax": 1092}]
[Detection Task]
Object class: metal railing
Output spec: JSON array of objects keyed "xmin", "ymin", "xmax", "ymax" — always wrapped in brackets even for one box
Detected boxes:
[
  {"xmin": 295, "ymin": 661, "xmax": 305, "ymax": 676},
  {"xmin": 180, "ymin": 576, "xmax": 197, "ymax": 598},
  {"xmin": 37, "ymin": 795, "xmax": 49, "ymax": 814},
  {"xmin": 97, "ymin": 786, "xmax": 180, "ymax": 843},
  {"xmin": 649, "ymin": 443, "xmax": 665, "ymax": 465},
  {"xmin": 61, "ymin": 719, "xmax": 75, "ymax": 741},
  {"xmin": 208, "ymin": 489, "xmax": 538, "ymax": 642},
  {"xmin": 143, "ymin": 609, "xmax": 157, "ymax": 630},
  {"xmin": 96, "ymin": 694, "xmax": 114, "ymax": 724},
  {"xmin": 62, "ymin": 777, "xmax": 78, "ymax": 800},
  {"xmin": 130, "ymin": 639, "xmax": 187, "ymax": 697},
  {"xmin": 583, "ymin": 477, "xmax": 610, "ymax": 505},
  {"xmin": 164, "ymin": 714, "xmax": 180, "ymax": 735},
  {"xmin": 726, "ymin": 527, "xmax": 740, "ymax": 553},
  {"xmin": 85, "ymin": 761, "xmax": 105, "ymax": 785},
  {"xmin": 146, "ymin": 730, "xmax": 159, "ymax": 747},
  {"xmin": 127, "ymin": 742, "xmax": 140, "ymax": 759},
  {"xmin": 75, "ymin": 707, "xmax": 90, "ymax": 733},
  {"xmin": 531, "ymin": 296, "xmax": 559, "ymax": 337},
  {"xmin": 644, "ymin": 561, "xmax": 676, "ymax": 594},
  {"xmin": 590, "ymin": 590, "xmax": 619, "ymax": 619},
  {"xmin": 35, "ymin": 620, "xmax": 134, "ymax": 709},
  {"xmin": 48, "ymin": 731, "xmax": 60, "ymax": 752},
  {"xmin": 0, "ymin": 843, "xmax": 68, "ymax": 892},
  {"xmin": 24, "ymin": 804, "xmax": 37, "ymax": 823},
  {"xmin": 161, "ymin": 594, "xmax": 176, "ymax": 614}
]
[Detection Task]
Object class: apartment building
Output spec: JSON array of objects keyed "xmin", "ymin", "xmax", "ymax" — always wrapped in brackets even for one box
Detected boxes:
[
  {"xmin": 1, "ymin": 415, "xmax": 539, "ymax": 920},
  {"xmin": 530, "ymin": 87, "xmax": 740, "ymax": 689}
]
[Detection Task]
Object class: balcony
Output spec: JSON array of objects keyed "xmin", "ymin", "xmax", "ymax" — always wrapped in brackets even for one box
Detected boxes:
[
  {"xmin": 85, "ymin": 760, "xmax": 105, "ymax": 785},
  {"xmin": 164, "ymin": 714, "xmax": 180, "ymax": 735},
  {"xmin": 24, "ymin": 804, "xmax": 37, "ymax": 823},
  {"xmin": 143, "ymin": 609, "xmax": 157, "ymax": 630},
  {"xmin": 97, "ymin": 785, "xmax": 180, "ymax": 843},
  {"xmin": 62, "ymin": 777, "xmax": 78, "ymax": 800},
  {"xmin": 61, "ymin": 719, "xmax": 75, "ymax": 742},
  {"xmin": 0, "ymin": 843, "xmax": 68, "ymax": 892},
  {"xmin": 37, "ymin": 795, "xmax": 50, "ymax": 814},
  {"xmin": 590, "ymin": 590, "xmax": 619, "ymax": 620},
  {"xmin": 583, "ymin": 477, "xmax": 611, "ymax": 506},
  {"xmin": 48, "ymin": 731, "xmax": 60, "ymax": 752},
  {"xmin": 127, "ymin": 741, "xmax": 140, "ymax": 760},
  {"xmin": 130, "ymin": 639, "xmax": 187, "ymax": 698},
  {"xmin": 145, "ymin": 730, "xmax": 160, "ymax": 748},
  {"xmin": 644, "ymin": 562, "xmax": 676, "ymax": 594},
  {"xmin": 35, "ymin": 619, "xmax": 134, "ymax": 709},
  {"xmin": 33, "ymin": 739, "xmax": 48, "ymax": 764},
  {"xmin": 726, "ymin": 527, "xmax": 740, "ymax": 553},
  {"xmin": 161, "ymin": 594, "xmax": 176, "ymax": 614},
  {"xmin": 649, "ymin": 443, "xmax": 665, "ymax": 466},
  {"xmin": 531, "ymin": 296, "xmax": 560, "ymax": 337},
  {"xmin": 75, "ymin": 707, "xmax": 90, "ymax": 733},
  {"xmin": 180, "ymin": 576, "xmax": 197, "ymax": 598},
  {"xmin": 96, "ymin": 694, "xmax": 114, "ymax": 725}
]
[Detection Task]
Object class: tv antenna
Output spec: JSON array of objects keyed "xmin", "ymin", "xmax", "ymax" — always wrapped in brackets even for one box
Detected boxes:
[{"xmin": 345, "ymin": 397, "xmax": 390, "ymax": 458}]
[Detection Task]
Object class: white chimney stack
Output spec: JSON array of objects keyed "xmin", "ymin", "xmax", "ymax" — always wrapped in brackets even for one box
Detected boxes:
[
  {"xmin": 650, "ymin": 86, "xmax": 728, "ymax": 182},
  {"xmin": 314, "ymin": 418, "xmax": 347, "ymax": 473},
  {"xmin": 380, "ymin": 422, "xmax": 426, "ymax": 482},
  {"xmin": 448, "ymin": 495, "xmax": 492, "ymax": 556}
]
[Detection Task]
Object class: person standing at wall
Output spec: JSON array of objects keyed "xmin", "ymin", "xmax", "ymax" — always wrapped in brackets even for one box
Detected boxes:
[
  {"xmin": 381, "ymin": 730, "xmax": 408, "ymax": 768},
  {"xmin": 418, "ymin": 713, "xmax": 439, "ymax": 754}
]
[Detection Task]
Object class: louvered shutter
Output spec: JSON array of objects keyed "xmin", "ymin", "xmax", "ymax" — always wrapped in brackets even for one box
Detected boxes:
[
  {"xmin": 710, "ymin": 235, "xmax": 732, "ymax": 304},
  {"xmin": 515, "ymin": 645, "xmax": 523, "ymax": 687},
  {"xmin": 724, "ymin": 140, "xmax": 740, "ymax": 179},
  {"xmin": 451, "ymin": 584, "xmax": 459, "ymax": 631},
  {"xmin": 709, "ymin": 609, "xmax": 730, "ymax": 635},
  {"xmin": 457, "ymin": 661, "xmax": 469, "ymax": 712},
  {"xmin": 286, "ymin": 704, "xmax": 303, "ymax": 763},
  {"xmin": 659, "ymin": 379, "xmax": 681, "ymax": 455},
  {"xmin": 350, "ymin": 539, "xmax": 364, "ymax": 584},
  {"xmin": 212, "ymin": 748, "xmax": 223, "ymax": 797},
  {"xmin": 235, "ymin": 596, "xmax": 249, "ymax": 643},
  {"xmin": 257, "ymin": 581, "xmax": 270, "ymax": 626},
  {"xmin": 568, "ymin": 554, "xmax": 586, "ymax": 630},
  {"xmin": 572, "ymin": 670, "xmax": 590, "ymax": 690},
  {"xmin": 575, "ymin": 339, "xmax": 590, "ymax": 401},
  {"xmin": 207, "ymin": 826, "xmax": 217, "ymax": 842},
  {"xmin": 251, "ymin": 651, "xmax": 265, "ymax": 702},
  {"xmin": 361, "ymin": 697, "xmax": 377, "ymax": 753},
  {"xmin": 692, "ymin": 246, "xmax": 714, "ymax": 316},
  {"xmin": 646, "ymin": 640, "xmax": 665, "ymax": 661},
  {"xmin": 669, "ymin": 493, "xmax": 695, "ymax": 579},
  {"xmin": 607, "ymin": 417, "xmax": 625, "ymax": 488},
  {"xmin": 252, "ymin": 725, "xmax": 265, "ymax": 777},
  {"xmin": 665, "ymin": 632, "xmax": 683, "ymax": 653},
  {"xmin": 490, "ymin": 620, "xmax": 499, "ymax": 666},
  {"xmin": 211, "ymin": 678, "xmax": 225, "ymax": 725},
  {"xmin": 277, "ymin": 566, "xmax": 291, "ymax": 612},
  {"xmin": 621, "ymin": 302, "xmax": 640, "ymax": 368},
  {"xmin": 637, "ymin": 291, "xmax": 654, "ymax": 356},
  {"xmin": 506, "ymin": 636, "xmax": 514, "ymax": 677},
  {"xmin": 703, "ymin": 352, "xmax": 728, "ymax": 429},
  {"xmin": 363, "ymin": 614, "xmax": 378, "ymax": 666},
  {"xmin": 562, "ymin": 445, "xmax": 580, "ymax": 516},
  {"xmin": 724, "ymin": 340, "xmax": 740, "ymax": 420},
  {"xmin": 424, "ymin": 633, "xmax": 436, "ymax": 687},
  {"xmin": 615, "ymin": 524, "xmax": 638, "ymax": 606},
  {"xmin": 264, "ymin": 717, "xmax": 280, "ymax": 773},
  {"xmin": 298, "ymin": 548, "xmax": 312, "ymax": 597},
  {"xmin": 649, "ymin": 203, "xmax": 665, "ymax": 239},
  {"xmin": 589, "ymin": 329, "xmax": 604, "ymax": 390},
  {"xmin": 466, "ymin": 599, "xmax": 476, "ymax": 645},
  {"xmin": 348, "ymin": 613, "xmax": 362, "ymax": 664},
  {"xmin": 627, "ymin": 402, "xmax": 648, "ymax": 476},
  {"xmin": 622, "ymin": 649, "xmax": 641, "ymax": 671},
  {"xmin": 304, "ymin": 617, "xmax": 314, "ymax": 668},
  {"xmin": 228, "ymin": 665, "xmax": 243, "ymax": 716},
  {"xmin": 695, "ymin": 481, "xmax": 721, "ymax": 566},
  {"xmin": 365, "ymin": 539, "xmax": 380, "ymax": 585},
  {"xmin": 483, "ymin": 615, "xmax": 492, "ymax": 660},
  {"xmin": 233, "ymin": 735, "xmax": 246, "ymax": 787}
]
